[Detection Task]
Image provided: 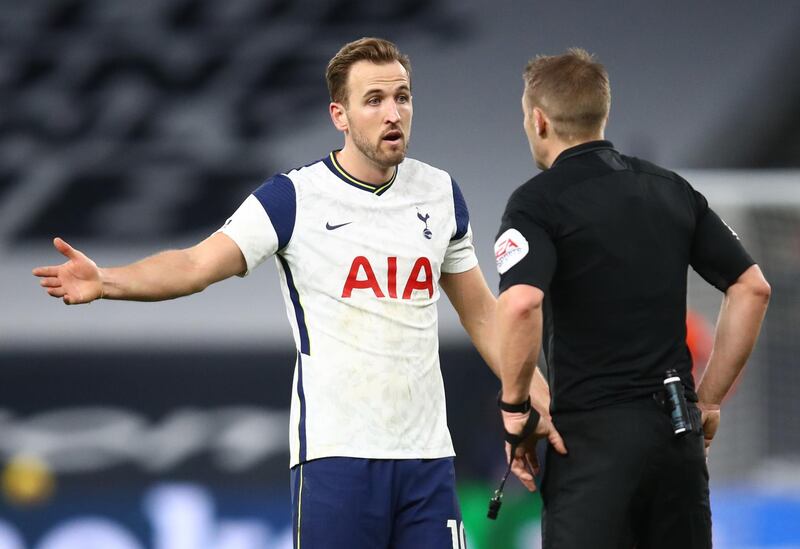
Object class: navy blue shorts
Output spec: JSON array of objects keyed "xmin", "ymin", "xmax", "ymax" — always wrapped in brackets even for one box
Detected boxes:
[{"xmin": 290, "ymin": 457, "xmax": 466, "ymax": 549}]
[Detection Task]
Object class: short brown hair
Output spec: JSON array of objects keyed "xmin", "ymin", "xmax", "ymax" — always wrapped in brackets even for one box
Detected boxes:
[
  {"xmin": 326, "ymin": 37, "xmax": 412, "ymax": 105},
  {"xmin": 523, "ymin": 48, "xmax": 610, "ymax": 140}
]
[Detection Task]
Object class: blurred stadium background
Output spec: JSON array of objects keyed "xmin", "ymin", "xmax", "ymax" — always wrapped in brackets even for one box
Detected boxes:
[{"xmin": 1, "ymin": 1, "xmax": 799, "ymax": 547}]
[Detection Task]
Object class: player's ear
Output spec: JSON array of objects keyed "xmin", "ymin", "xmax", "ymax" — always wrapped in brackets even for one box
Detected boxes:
[{"xmin": 330, "ymin": 102, "xmax": 349, "ymax": 132}]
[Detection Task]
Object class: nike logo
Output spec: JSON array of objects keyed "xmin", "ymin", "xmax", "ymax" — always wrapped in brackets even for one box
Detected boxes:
[{"xmin": 326, "ymin": 221, "xmax": 353, "ymax": 230}]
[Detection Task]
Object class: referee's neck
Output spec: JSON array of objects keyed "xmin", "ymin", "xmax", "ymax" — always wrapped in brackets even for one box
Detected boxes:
[{"xmin": 540, "ymin": 134, "xmax": 604, "ymax": 170}]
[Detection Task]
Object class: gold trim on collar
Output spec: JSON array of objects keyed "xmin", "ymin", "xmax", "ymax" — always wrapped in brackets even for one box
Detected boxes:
[{"xmin": 329, "ymin": 152, "xmax": 397, "ymax": 195}]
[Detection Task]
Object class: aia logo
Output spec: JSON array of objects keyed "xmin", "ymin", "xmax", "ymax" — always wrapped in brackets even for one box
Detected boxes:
[{"xmin": 342, "ymin": 256, "xmax": 434, "ymax": 299}]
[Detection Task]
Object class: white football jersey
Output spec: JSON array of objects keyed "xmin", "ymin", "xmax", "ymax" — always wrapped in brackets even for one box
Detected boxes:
[{"xmin": 219, "ymin": 152, "xmax": 478, "ymax": 466}]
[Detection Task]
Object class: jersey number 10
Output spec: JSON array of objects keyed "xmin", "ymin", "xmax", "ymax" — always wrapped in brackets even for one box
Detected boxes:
[{"xmin": 447, "ymin": 519, "xmax": 467, "ymax": 549}]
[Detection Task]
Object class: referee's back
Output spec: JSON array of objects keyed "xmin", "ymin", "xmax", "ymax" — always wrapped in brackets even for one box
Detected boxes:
[{"xmin": 497, "ymin": 141, "xmax": 753, "ymax": 413}]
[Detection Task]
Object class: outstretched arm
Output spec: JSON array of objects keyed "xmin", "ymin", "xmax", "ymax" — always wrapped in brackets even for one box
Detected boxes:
[
  {"xmin": 696, "ymin": 264, "xmax": 770, "ymax": 454},
  {"xmin": 33, "ymin": 233, "xmax": 246, "ymax": 305}
]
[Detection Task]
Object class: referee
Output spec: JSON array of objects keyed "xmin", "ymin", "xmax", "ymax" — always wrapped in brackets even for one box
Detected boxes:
[{"xmin": 494, "ymin": 49, "xmax": 770, "ymax": 549}]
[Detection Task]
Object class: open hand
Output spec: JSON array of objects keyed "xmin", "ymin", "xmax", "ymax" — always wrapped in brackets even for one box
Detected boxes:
[{"xmin": 32, "ymin": 238, "xmax": 103, "ymax": 305}]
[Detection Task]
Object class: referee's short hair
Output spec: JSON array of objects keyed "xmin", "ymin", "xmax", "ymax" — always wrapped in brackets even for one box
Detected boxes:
[
  {"xmin": 523, "ymin": 48, "xmax": 610, "ymax": 141},
  {"xmin": 326, "ymin": 37, "xmax": 412, "ymax": 106}
]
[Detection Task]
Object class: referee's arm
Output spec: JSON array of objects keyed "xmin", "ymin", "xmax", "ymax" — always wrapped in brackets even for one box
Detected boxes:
[
  {"xmin": 494, "ymin": 199, "xmax": 557, "ymax": 410},
  {"xmin": 493, "ymin": 202, "xmax": 566, "ymax": 491},
  {"xmin": 688, "ymin": 191, "xmax": 771, "ymax": 454},
  {"xmin": 496, "ymin": 282, "xmax": 566, "ymax": 492},
  {"xmin": 497, "ymin": 284, "xmax": 545, "ymax": 404},
  {"xmin": 696, "ymin": 264, "xmax": 770, "ymax": 454}
]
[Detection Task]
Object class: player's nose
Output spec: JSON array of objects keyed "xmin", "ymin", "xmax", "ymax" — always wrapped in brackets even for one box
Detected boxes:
[{"xmin": 384, "ymin": 100, "xmax": 401, "ymax": 123}]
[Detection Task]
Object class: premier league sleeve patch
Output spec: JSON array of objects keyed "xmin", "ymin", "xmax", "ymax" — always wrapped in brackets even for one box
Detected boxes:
[{"xmin": 495, "ymin": 228, "xmax": 529, "ymax": 274}]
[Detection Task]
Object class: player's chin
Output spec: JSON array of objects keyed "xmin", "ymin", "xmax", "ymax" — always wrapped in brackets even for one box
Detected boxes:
[{"xmin": 379, "ymin": 143, "xmax": 407, "ymax": 164}]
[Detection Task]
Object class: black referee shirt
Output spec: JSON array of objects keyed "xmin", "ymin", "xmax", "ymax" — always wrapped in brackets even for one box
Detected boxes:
[{"xmin": 496, "ymin": 141, "xmax": 754, "ymax": 413}]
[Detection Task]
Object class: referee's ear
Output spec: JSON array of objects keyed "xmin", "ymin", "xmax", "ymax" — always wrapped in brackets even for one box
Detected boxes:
[{"xmin": 533, "ymin": 108, "xmax": 548, "ymax": 138}]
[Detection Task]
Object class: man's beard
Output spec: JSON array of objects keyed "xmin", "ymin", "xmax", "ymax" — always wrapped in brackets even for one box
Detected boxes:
[{"xmin": 351, "ymin": 126, "xmax": 409, "ymax": 171}]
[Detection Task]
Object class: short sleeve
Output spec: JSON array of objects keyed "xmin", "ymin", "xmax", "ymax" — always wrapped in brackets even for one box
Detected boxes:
[
  {"xmin": 496, "ymin": 187, "xmax": 557, "ymax": 294},
  {"xmin": 217, "ymin": 174, "xmax": 296, "ymax": 276},
  {"xmin": 690, "ymin": 188, "xmax": 754, "ymax": 291},
  {"xmin": 442, "ymin": 178, "xmax": 478, "ymax": 273}
]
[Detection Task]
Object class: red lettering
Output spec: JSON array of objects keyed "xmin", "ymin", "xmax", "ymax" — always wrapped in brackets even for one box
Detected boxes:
[
  {"xmin": 342, "ymin": 256, "xmax": 435, "ymax": 300},
  {"xmin": 402, "ymin": 257, "xmax": 434, "ymax": 299},
  {"xmin": 342, "ymin": 256, "xmax": 385, "ymax": 298},
  {"xmin": 495, "ymin": 239, "xmax": 518, "ymax": 258},
  {"xmin": 387, "ymin": 256, "xmax": 398, "ymax": 299}
]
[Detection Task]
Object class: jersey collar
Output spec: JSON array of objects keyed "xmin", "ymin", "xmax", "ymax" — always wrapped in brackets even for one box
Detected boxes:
[
  {"xmin": 323, "ymin": 150, "xmax": 397, "ymax": 196},
  {"xmin": 551, "ymin": 140, "xmax": 616, "ymax": 167}
]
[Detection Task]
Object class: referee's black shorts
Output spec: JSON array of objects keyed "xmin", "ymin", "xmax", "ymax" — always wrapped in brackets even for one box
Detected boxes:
[{"xmin": 540, "ymin": 398, "xmax": 711, "ymax": 549}]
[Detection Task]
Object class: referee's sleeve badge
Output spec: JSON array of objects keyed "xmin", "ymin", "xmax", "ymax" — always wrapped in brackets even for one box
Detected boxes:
[{"xmin": 495, "ymin": 228, "xmax": 529, "ymax": 274}]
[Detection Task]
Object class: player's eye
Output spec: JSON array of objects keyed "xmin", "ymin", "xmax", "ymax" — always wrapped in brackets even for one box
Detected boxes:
[
  {"xmin": 397, "ymin": 95, "xmax": 409, "ymax": 103},
  {"xmin": 367, "ymin": 96, "xmax": 381, "ymax": 106}
]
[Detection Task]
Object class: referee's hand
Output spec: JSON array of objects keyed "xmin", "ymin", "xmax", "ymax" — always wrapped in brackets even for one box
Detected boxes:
[
  {"xmin": 697, "ymin": 402, "xmax": 721, "ymax": 457},
  {"xmin": 502, "ymin": 411, "xmax": 567, "ymax": 492}
]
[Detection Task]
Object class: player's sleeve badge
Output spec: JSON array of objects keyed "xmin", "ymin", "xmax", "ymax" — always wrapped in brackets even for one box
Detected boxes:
[{"xmin": 495, "ymin": 228, "xmax": 529, "ymax": 274}]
